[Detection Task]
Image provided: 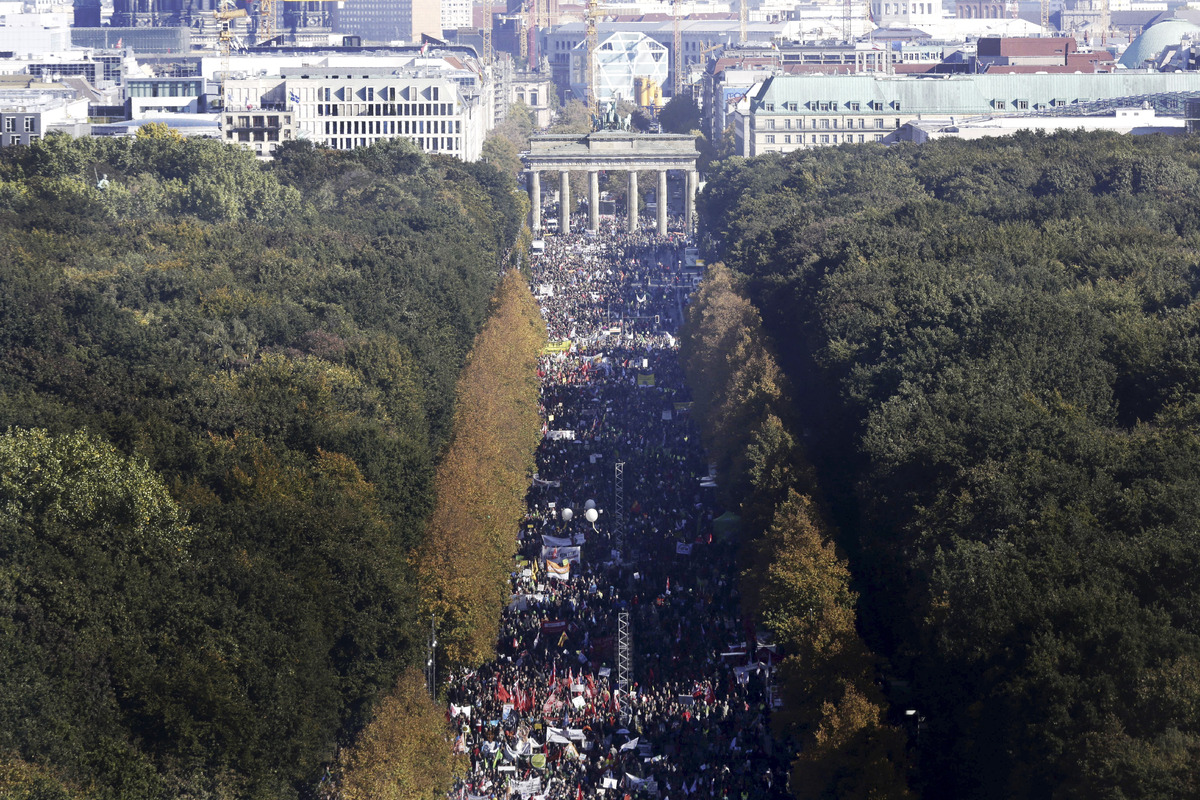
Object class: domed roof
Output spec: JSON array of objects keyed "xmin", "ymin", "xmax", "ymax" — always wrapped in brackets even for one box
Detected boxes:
[{"xmin": 1118, "ymin": 18, "xmax": 1200, "ymax": 68}]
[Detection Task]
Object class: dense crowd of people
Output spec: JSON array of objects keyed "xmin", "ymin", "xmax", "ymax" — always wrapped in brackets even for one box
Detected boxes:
[{"xmin": 445, "ymin": 217, "xmax": 789, "ymax": 800}]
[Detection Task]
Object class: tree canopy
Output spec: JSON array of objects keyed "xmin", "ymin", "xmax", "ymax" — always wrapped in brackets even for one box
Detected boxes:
[
  {"xmin": 699, "ymin": 131, "xmax": 1200, "ymax": 799},
  {"xmin": 0, "ymin": 131, "xmax": 528, "ymax": 798}
]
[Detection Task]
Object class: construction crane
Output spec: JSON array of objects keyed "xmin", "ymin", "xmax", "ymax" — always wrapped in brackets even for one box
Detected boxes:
[
  {"xmin": 1040, "ymin": 0, "xmax": 1049, "ymax": 33},
  {"xmin": 673, "ymin": 0, "xmax": 682, "ymax": 97},
  {"xmin": 481, "ymin": 13, "xmax": 492, "ymax": 64},
  {"xmin": 586, "ymin": 0, "xmax": 598, "ymax": 112},
  {"xmin": 519, "ymin": 14, "xmax": 528, "ymax": 62},
  {"xmin": 215, "ymin": 0, "xmax": 247, "ymax": 108},
  {"xmin": 739, "ymin": 0, "xmax": 747, "ymax": 45},
  {"xmin": 843, "ymin": 0, "xmax": 852, "ymax": 42},
  {"xmin": 259, "ymin": 0, "xmax": 274, "ymax": 43}
]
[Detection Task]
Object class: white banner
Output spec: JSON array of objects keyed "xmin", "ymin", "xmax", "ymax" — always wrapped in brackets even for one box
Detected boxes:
[
  {"xmin": 546, "ymin": 430, "xmax": 575, "ymax": 441},
  {"xmin": 511, "ymin": 778, "xmax": 542, "ymax": 798},
  {"xmin": 620, "ymin": 737, "xmax": 640, "ymax": 752},
  {"xmin": 545, "ymin": 727, "xmax": 571, "ymax": 744}
]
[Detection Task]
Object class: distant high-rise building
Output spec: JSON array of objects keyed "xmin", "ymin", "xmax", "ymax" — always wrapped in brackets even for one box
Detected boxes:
[
  {"xmin": 442, "ymin": 0, "xmax": 472, "ymax": 30},
  {"xmin": 334, "ymin": 0, "xmax": 442, "ymax": 42}
]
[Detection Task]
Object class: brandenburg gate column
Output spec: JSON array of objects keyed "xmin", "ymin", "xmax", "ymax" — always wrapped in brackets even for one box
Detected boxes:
[
  {"xmin": 627, "ymin": 171, "xmax": 638, "ymax": 233},
  {"xmin": 588, "ymin": 170, "xmax": 600, "ymax": 233},
  {"xmin": 560, "ymin": 171, "xmax": 571, "ymax": 236},
  {"xmin": 657, "ymin": 169, "xmax": 668, "ymax": 236},
  {"xmin": 685, "ymin": 169, "xmax": 697, "ymax": 232},
  {"xmin": 529, "ymin": 170, "xmax": 541, "ymax": 232}
]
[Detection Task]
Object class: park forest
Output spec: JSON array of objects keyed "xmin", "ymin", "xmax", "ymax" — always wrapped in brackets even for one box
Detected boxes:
[
  {"xmin": 0, "ymin": 128, "xmax": 544, "ymax": 800},
  {"xmin": 697, "ymin": 131, "xmax": 1200, "ymax": 800},
  {"xmin": 3, "ymin": 120, "xmax": 1200, "ymax": 800}
]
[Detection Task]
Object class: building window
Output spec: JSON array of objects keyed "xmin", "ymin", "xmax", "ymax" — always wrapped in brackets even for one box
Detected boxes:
[
  {"xmin": 821, "ymin": 135, "xmax": 830, "ymax": 143},
  {"xmin": 4, "ymin": 118, "xmax": 13, "ymax": 132},
  {"xmin": 995, "ymin": 100, "xmax": 1006, "ymax": 109},
  {"xmin": 874, "ymin": 134, "xmax": 884, "ymax": 141},
  {"xmin": 875, "ymin": 118, "xmax": 885, "ymax": 128},
  {"xmin": 821, "ymin": 119, "xmax": 830, "ymax": 129},
  {"xmin": 1016, "ymin": 100, "xmax": 1029, "ymax": 110},
  {"xmin": 768, "ymin": 119, "xmax": 775, "ymax": 129},
  {"xmin": 784, "ymin": 135, "xmax": 791, "ymax": 143},
  {"xmin": 850, "ymin": 102, "xmax": 860, "ymax": 111},
  {"xmin": 765, "ymin": 135, "xmax": 775, "ymax": 143}
]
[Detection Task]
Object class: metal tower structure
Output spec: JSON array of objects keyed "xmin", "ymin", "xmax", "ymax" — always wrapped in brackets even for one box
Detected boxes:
[
  {"xmin": 481, "ymin": 15, "xmax": 492, "ymax": 64},
  {"xmin": 259, "ymin": 0, "xmax": 274, "ymax": 43},
  {"xmin": 673, "ymin": 0, "xmax": 683, "ymax": 96},
  {"xmin": 617, "ymin": 610, "xmax": 632, "ymax": 722},
  {"xmin": 739, "ymin": 0, "xmax": 747, "ymax": 45},
  {"xmin": 614, "ymin": 461, "xmax": 625, "ymax": 558},
  {"xmin": 1040, "ymin": 0, "xmax": 1049, "ymax": 32},
  {"xmin": 843, "ymin": 0, "xmax": 852, "ymax": 42},
  {"xmin": 586, "ymin": 0, "xmax": 599, "ymax": 112}
]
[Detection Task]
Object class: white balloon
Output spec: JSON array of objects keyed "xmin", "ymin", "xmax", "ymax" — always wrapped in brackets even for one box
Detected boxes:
[
  {"xmin": 584, "ymin": 499, "xmax": 597, "ymax": 510},
  {"xmin": 585, "ymin": 508, "xmax": 599, "ymax": 523},
  {"xmin": 561, "ymin": 508, "xmax": 574, "ymax": 522}
]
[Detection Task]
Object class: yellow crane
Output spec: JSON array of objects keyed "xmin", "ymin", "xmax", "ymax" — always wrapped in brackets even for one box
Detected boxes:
[
  {"xmin": 216, "ymin": 0, "xmax": 248, "ymax": 99},
  {"xmin": 673, "ymin": 0, "xmax": 682, "ymax": 96},
  {"xmin": 586, "ymin": 0, "xmax": 598, "ymax": 112}
]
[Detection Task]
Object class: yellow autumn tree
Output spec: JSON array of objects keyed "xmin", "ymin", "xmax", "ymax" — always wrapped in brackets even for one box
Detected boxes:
[
  {"xmin": 339, "ymin": 667, "xmax": 463, "ymax": 800},
  {"xmin": 683, "ymin": 266, "xmax": 910, "ymax": 799},
  {"xmin": 415, "ymin": 269, "xmax": 546, "ymax": 666}
]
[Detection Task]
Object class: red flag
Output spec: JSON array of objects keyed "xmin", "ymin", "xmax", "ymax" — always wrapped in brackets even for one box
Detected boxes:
[
  {"xmin": 577, "ymin": 784, "xmax": 583, "ymax": 800},
  {"xmin": 496, "ymin": 683, "xmax": 511, "ymax": 703}
]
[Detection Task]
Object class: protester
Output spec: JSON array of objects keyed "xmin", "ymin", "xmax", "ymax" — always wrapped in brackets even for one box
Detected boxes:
[{"xmin": 445, "ymin": 215, "xmax": 788, "ymax": 800}]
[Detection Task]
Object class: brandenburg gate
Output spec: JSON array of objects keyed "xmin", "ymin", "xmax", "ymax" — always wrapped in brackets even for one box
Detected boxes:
[{"xmin": 522, "ymin": 132, "xmax": 701, "ymax": 236}]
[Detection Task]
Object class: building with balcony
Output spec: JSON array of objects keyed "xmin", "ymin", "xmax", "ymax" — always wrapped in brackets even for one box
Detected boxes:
[{"xmin": 222, "ymin": 109, "xmax": 297, "ymax": 157}]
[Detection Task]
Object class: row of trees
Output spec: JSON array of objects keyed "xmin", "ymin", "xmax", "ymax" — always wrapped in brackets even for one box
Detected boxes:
[
  {"xmin": 336, "ymin": 269, "xmax": 545, "ymax": 800},
  {"xmin": 0, "ymin": 130, "xmax": 529, "ymax": 798},
  {"xmin": 699, "ymin": 132, "xmax": 1200, "ymax": 798},
  {"xmin": 682, "ymin": 263, "xmax": 910, "ymax": 799},
  {"xmin": 415, "ymin": 269, "xmax": 547, "ymax": 666}
]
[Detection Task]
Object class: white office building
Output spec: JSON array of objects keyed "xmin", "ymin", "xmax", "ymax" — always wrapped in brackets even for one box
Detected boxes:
[{"xmin": 224, "ymin": 61, "xmax": 493, "ymax": 160}]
